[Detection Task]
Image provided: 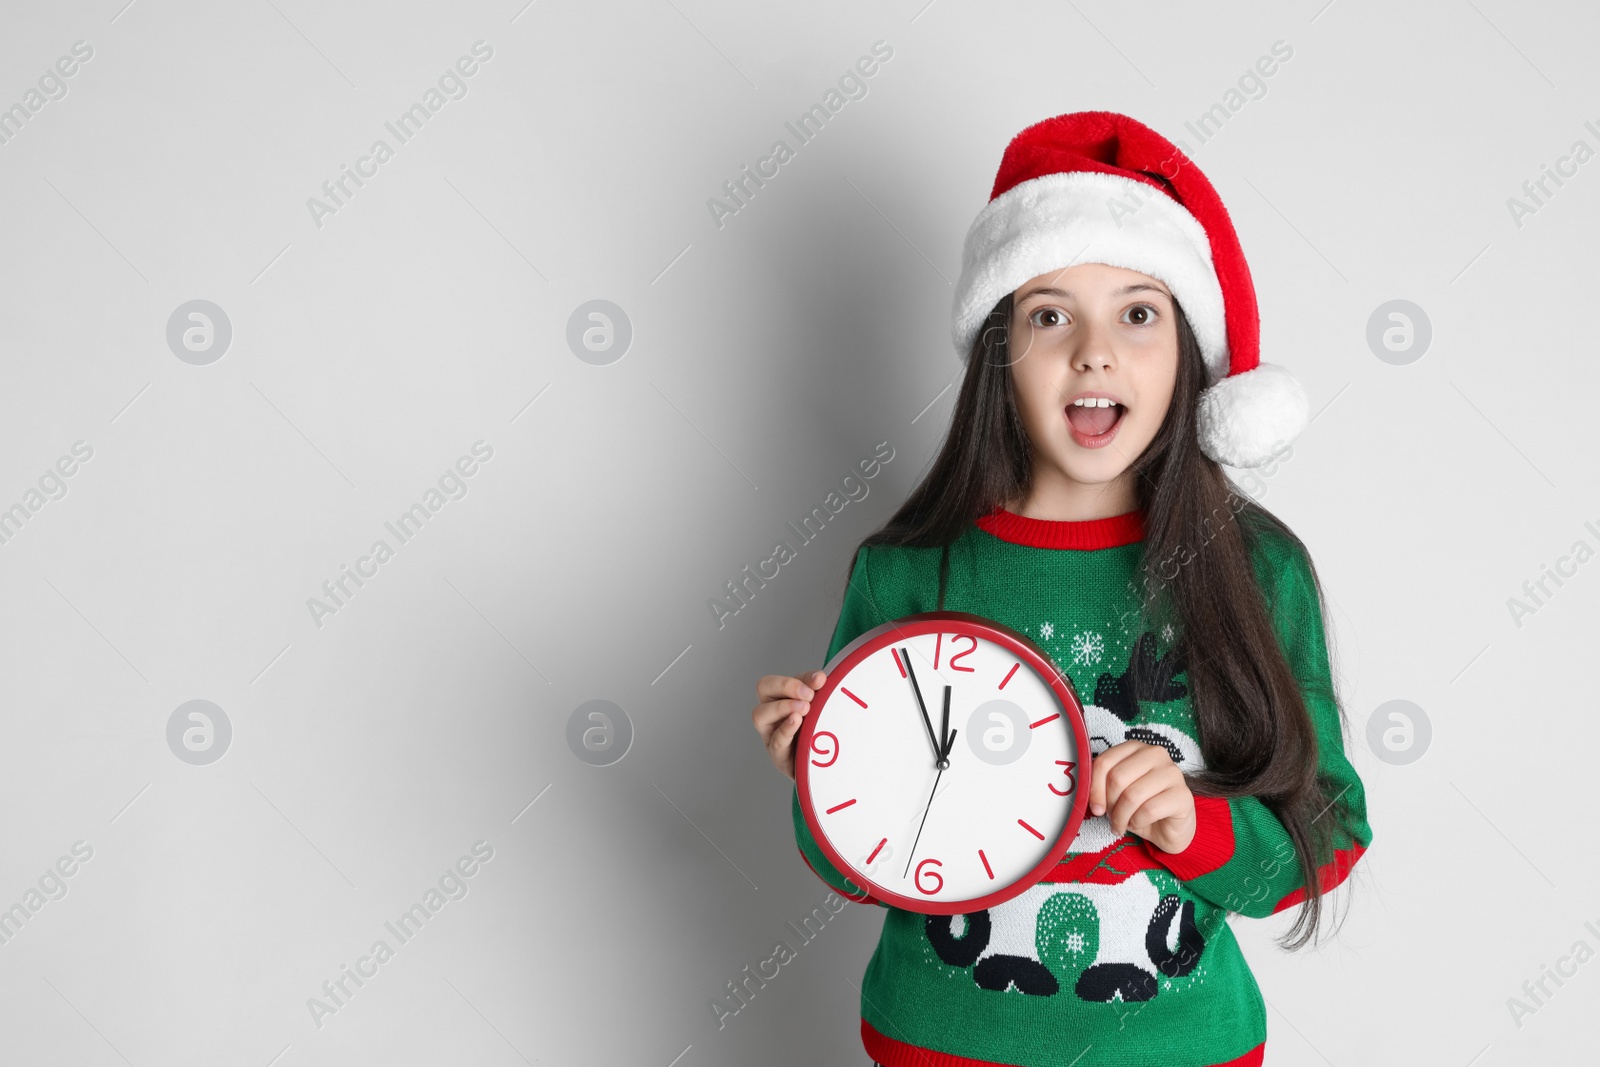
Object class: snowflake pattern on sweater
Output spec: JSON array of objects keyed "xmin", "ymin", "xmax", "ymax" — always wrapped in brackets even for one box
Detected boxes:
[{"xmin": 1067, "ymin": 628, "xmax": 1104, "ymax": 667}]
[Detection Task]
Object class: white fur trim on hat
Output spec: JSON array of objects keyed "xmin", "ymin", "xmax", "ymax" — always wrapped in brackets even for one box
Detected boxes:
[
  {"xmin": 952, "ymin": 170, "xmax": 1229, "ymax": 378},
  {"xmin": 1195, "ymin": 361, "xmax": 1307, "ymax": 468}
]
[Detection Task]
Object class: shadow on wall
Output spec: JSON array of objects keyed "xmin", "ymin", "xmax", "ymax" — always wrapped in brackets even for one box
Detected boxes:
[{"xmin": 754, "ymin": 154, "xmax": 957, "ymax": 629}]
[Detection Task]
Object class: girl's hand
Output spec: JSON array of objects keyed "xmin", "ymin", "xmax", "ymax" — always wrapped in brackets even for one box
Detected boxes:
[
  {"xmin": 753, "ymin": 670, "xmax": 827, "ymax": 782},
  {"xmin": 1087, "ymin": 739, "xmax": 1197, "ymax": 855}
]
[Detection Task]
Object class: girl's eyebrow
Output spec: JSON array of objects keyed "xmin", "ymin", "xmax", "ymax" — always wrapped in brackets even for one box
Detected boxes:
[{"xmin": 1017, "ymin": 282, "xmax": 1172, "ymax": 302}]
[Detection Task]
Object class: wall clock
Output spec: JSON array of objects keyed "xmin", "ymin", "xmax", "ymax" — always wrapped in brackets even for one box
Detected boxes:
[{"xmin": 796, "ymin": 611, "xmax": 1091, "ymax": 914}]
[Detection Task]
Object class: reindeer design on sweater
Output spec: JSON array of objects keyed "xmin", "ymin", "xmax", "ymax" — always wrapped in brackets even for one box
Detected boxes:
[{"xmin": 925, "ymin": 631, "xmax": 1207, "ymax": 1003}]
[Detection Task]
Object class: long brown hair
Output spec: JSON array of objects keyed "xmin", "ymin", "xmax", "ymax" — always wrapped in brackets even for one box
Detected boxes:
[{"xmin": 850, "ymin": 291, "xmax": 1357, "ymax": 950}]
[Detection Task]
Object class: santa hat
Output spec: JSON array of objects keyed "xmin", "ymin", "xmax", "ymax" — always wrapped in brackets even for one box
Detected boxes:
[{"xmin": 951, "ymin": 110, "xmax": 1307, "ymax": 469}]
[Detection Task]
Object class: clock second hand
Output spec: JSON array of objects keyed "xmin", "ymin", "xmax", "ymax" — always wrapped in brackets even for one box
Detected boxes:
[
  {"xmin": 905, "ymin": 685, "xmax": 960, "ymax": 879},
  {"xmin": 903, "ymin": 764, "xmax": 943, "ymax": 880}
]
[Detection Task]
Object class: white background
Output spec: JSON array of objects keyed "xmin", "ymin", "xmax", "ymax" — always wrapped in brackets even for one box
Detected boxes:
[{"xmin": 0, "ymin": 1, "xmax": 1595, "ymax": 1064}]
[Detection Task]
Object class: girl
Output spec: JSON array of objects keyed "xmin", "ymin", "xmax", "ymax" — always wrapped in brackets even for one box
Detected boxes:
[{"xmin": 751, "ymin": 112, "xmax": 1372, "ymax": 1067}]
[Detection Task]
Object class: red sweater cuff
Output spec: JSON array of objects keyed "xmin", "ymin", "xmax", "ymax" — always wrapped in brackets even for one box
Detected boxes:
[
  {"xmin": 1271, "ymin": 842, "xmax": 1368, "ymax": 913},
  {"xmin": 1151, "ymin": 795, "xmax": 1235, "ymax": 880}
]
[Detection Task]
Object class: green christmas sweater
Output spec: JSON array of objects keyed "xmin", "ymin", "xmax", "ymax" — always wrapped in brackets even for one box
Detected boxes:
[{"xmin": 791, "ymin": 505, "xmax": 1373, "ymax": 1067}]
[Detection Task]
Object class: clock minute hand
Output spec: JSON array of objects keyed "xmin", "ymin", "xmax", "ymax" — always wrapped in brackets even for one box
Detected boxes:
[{"xmin": 899, "ymin": 648, "xmax": 944, "ymax": 763}]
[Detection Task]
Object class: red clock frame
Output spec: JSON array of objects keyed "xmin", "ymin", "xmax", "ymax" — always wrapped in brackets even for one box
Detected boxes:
[{"xmin": 795, "ymin": 610, "xmax": 1092, "ymax": 915}]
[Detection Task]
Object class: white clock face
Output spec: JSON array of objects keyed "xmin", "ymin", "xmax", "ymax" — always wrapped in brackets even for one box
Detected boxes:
[{"xmin": 798, "ymin": 615, "xmax": 1088, "ymax": 914}]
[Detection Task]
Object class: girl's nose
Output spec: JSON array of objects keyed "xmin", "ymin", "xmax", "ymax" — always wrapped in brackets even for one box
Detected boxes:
[{"xmin": 1074, "ymin": 336, "xmax": 1116, "ymax": 372}]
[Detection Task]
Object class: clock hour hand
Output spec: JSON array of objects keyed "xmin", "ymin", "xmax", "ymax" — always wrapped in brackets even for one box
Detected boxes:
[
  {"xmin": 937, "ymin": 685, "xmax": 954, "ymax": 770},
  {"xmin": 899, "ymin": 648, "xmax": 944, "ymax": 764}
]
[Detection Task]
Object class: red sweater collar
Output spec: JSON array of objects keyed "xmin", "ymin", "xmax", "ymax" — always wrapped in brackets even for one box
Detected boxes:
[{"xmin": 975, "ymin": 505, "xmax": 1146, "ymax": 549}]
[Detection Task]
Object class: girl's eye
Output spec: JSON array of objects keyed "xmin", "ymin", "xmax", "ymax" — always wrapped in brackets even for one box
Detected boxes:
[
  {"xmin": 1123, "ymin": 303, "xmax": 1160, "ymax": 326},
  {"xmin": 1027, "ymin": 304, "xmax": 1160, "ymax": 329}
]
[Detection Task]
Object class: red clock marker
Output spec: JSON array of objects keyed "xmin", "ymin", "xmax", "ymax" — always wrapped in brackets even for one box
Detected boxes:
[
  {"xmin": 999, "ymin": 662, "xmax": 1020, "ymax": 689},
  {"xmin": 841, "ymin": 687, "xmax": 868, "ymax": 708},
  {"xmin": 867, "ymin": 837, "xmax": 887, "ymax": 864},
  {"xmin": 826, "ymin": 798, "xmax": 857, "ymax": 814},
  {"xmin": 979, "ymin": 849, "xmax": 994, "ymax": 879},
  {"xmin": 1029, "ymin": 712, "xmax": 1061, "ymax": 729},
  {"xmin": 1018, "ymin": 818, "xmax": 1045, "ymax": 840}
]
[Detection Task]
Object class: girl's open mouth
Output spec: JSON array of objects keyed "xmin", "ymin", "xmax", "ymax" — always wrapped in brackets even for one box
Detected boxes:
[{"xmin": 1065, "ymin": 400, "xmax": 1125, "ymax": 449}]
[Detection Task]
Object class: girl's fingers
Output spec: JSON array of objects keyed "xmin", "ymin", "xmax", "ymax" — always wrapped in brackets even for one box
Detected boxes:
[
  {"xmin": 769, "ymin": 708, "xmax": 806, "ymax": 780},
  {"xmin": 753, "ymin": 697, "xmax": 808, "ymax": 736},
  {"xmin": 752, "ymin": 671, "xmax": 826, "ymax": 781},
  {"xmin": 1126, "ymin": 784, "xmax": 1197, "ymax": 854},
  {"xmin": 753, "ymin": 673, "xmax": 825, "ymax": 732},
  {"xmin": 1105, "ymin": 764, "xmax": 1174, "ymax": 835},
  {"xmin": 755, "ymin": 673, "xmax": 820, "ymax": 703},
  {"xmin": 1091, "ymin": 742, "xmax": 1173, "ymax": 823},
  {"xmin": 752, "ymin": 694, "xmax": 799, "ymax": 725},
  {"xmin": 1125, "ymin": 784, "xmax": 1190, "ymax": 839},
  {"xmin": 1087, "ymin": 740, "xmax": 1139, "ymax": 815}
]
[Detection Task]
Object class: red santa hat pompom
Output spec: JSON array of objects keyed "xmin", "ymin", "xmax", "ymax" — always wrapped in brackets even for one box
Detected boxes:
[{"xmin": 951, "ymin": 110, "xmax": 1307, "ymax": 469}]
